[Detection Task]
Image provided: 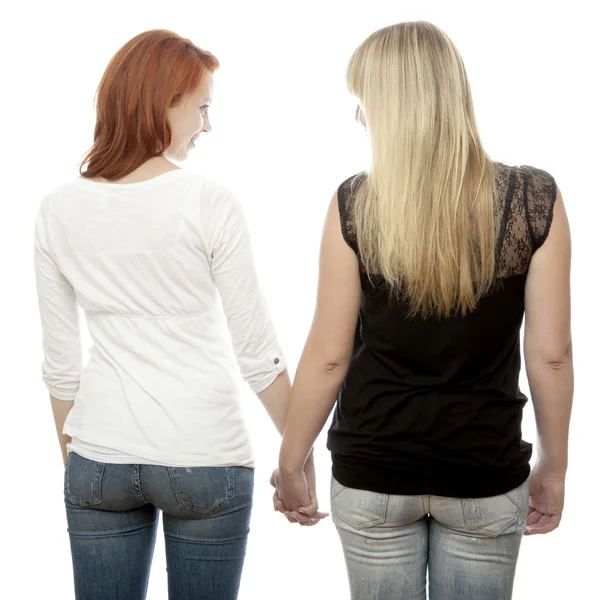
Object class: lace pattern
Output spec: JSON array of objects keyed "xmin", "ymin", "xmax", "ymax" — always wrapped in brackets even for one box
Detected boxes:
[{"xmin": 337, "ymin": 163, "xmax": 557, "ymax": 280}]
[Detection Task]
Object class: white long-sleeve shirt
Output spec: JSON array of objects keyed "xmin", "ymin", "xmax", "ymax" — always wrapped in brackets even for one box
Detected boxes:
[{"xmin": 34, "ymin": 169, "xmax": 287, "ymax": 467}]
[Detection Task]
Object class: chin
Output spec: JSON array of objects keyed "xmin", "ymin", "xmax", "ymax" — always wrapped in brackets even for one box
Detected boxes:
[{"xmin": 167, "ymin": 149, "xmax": 189, "ymax": 163}]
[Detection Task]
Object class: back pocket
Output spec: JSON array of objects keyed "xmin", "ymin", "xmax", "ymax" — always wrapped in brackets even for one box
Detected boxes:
[
  {"xmin": 64, "ymin": 452, "xmax": 106, "ymax": 507},
  {"xmin": 168, "ymin": 466, "xmax": 235, "ymax": 515},
  {"xmin": 461, "ymin": 489, "xmax": 524, "ymax": 537},
  {"xmin": 331, "ymin": 477, "xmax": 388, "ymax": 530}
]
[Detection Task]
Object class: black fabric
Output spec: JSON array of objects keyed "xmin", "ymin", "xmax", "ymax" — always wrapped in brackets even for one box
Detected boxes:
[{"xmin": 327, "ymin": 163, "xmax": 557, "ymax": 498}]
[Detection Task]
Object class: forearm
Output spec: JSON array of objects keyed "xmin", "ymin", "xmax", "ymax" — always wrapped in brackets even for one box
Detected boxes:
[
  {"xmin": 51, "ymin": 395, "xmax": 73, "ymax": 466},
  {"xmin": 526, "ymin": 344, "xmax": 574, "ymax": 473},
  {"xmin": 279, "ymin": 357, "xmax": 347, "ymax": 473},
  {"xmin": 257, "ymin": 370, "xmax": 293, "ymax": 436}
]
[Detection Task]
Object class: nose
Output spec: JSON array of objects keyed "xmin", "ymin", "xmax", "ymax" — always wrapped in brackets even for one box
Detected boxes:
[{"xmin": 202, "ymin": 113, "xmax": 212, "ymax": 133}]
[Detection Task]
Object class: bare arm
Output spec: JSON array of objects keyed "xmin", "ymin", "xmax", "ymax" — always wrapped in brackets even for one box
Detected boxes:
[
  {"xmin": 51, "ymin": 396, "xmax": 73, "ymax": 466},
  {"xmin": 257, "ymin": 370, "xmax": 292, "ymax": 436},
  {"xmin": 523, "ymin": 187, "xmax": 572, "ymax": 535},
  {"xmin": 524, "ymin": 188, "xmax": 573, "ymax": 475},
  {"xmin": 279, "ymin": 193, "xmax": 361, "ymax": 476}
]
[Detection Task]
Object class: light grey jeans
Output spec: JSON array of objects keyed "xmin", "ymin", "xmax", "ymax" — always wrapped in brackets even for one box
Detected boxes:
[{"xmin": 331, "ymin": 476, "xmax": 529, "ymax": 600}]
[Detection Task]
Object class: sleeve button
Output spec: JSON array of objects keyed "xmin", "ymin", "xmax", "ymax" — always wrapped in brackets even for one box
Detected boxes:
[{"xmin": 274, "ymin": 358, "xmax": 280, "ymax": 364}]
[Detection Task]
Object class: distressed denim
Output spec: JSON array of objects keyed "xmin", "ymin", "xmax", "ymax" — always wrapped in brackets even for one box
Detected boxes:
[
  {"xmin": 331, "ymin": 476, "xmax": 529, "ymax": 600},
  {"xmin": 64, "ymin": 451, "xmax": 254, "ymax": 600}
]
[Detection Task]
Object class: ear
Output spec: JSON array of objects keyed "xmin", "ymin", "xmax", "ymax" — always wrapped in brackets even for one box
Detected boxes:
[{"xmin": 355, "ymin": 104, "xmax": 366, "ymax": 128}]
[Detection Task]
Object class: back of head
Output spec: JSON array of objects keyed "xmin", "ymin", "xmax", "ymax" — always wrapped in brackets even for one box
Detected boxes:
[
  {"xmin": 80, "ymin": 30, "xmax": 219, "ymax": 180},
  {"xmin": 347, "ymin": 21, "xmax": 496, "ymax": 319}
]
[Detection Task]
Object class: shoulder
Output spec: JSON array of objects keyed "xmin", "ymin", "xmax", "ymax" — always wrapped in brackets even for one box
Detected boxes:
[
  {"xmin": 181, "ymin": 171, "xmax": 241, "ymax": 215},
  {"xmin": 493, "ymin": 161, "xmax": 557, "ymax": 207},
  {"xmin": 336, "ymin": 171, "xmax": 367, "ymax": 219},
  {"xmin": 515, "ymin": 164, "xmax": 558, "ymax": 208},
  {"xmin": 337, "ymin": 171, "xmax": 368, "ymax": 201},
  {"xmin": 335, "ymin": 172, "xmax": 367, "ymax": 253},
  {"xmin": 35, "ymin": 178, "xmax": 79, "ymax": 218},
  {"xmin": 516, "ymin": 164, "xmax": 558, "ymax": 249}
]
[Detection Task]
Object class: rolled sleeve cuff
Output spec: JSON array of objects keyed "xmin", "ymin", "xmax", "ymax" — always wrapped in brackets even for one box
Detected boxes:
[
  {"xmin": 43, "ymin": 369, "xmax": 80, "ymax": 401},
  {"xmin": 45, "ymin": 384, "xmax": 79, "ymax": 401},
  {"xmin": 247, "ymin": 353, "xmax": 288, "ymax": 394}
]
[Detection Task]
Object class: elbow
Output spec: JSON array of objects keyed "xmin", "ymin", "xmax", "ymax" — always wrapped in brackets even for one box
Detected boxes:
[
  {"xmin": 320, "ymin": 356, "xmax": 351, "ymax": 375},
  {"xmin": 526, "ymin": 344, "xmax": 573, "ymax": 371},
  {"xmin": 304, "ymin": 338, "xmax": 353, "ymax": 377},
  {"xmin": 546, "ymin": 359, "xmax": 567, "ymax": 371}
]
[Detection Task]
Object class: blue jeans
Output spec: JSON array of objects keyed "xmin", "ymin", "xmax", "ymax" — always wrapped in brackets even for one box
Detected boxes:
[
  {"xmin": 331, "ymin": 476, "xmax": 529, "ymax": 600},
  {"xmin": 64, "ymin": 452, "xmax": 254, "ymax": 600}
]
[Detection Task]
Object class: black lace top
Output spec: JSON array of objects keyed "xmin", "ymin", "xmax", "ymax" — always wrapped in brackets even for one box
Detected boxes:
[{"xmin": 327, "ymin": 163, "xmax": 557, "ymax": 498}]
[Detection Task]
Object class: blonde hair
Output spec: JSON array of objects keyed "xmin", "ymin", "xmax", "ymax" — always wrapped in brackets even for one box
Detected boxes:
[{"xmin": 347, "ymin": 21, "xmax": 497, "ymax": 319}]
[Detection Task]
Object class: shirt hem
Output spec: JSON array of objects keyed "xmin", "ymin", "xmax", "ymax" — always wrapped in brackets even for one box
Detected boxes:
[
  {"xmin": 67, "ymin": 437, "xmax": 255, "ymax": 468},
  {"xmin": 331, "ymin": 456, "xmax": 531, "ymax": 498}
]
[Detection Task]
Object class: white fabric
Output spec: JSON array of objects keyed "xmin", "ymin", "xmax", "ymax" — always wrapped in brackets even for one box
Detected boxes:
[{"xmin": 34, "ymin": 169, "xmax": 286, "ymax": 467}]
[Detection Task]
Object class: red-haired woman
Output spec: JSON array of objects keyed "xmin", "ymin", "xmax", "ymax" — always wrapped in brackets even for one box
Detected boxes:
[{"xmin": 34, "ymin": 30, "xmax": 323, "ymax": 600}]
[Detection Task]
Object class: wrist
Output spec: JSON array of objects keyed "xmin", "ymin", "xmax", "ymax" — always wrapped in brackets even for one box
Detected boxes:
[
  {"xmin": 533, "ymin": 459, "xmax": 567, "ymax": 477},
  {"xmin": 279, "ymin": 442, "xmax": 311, "ymax": 474},
  {"xmin": 279, "ymin": 454, "xmax": 306, "ymax": 475}
]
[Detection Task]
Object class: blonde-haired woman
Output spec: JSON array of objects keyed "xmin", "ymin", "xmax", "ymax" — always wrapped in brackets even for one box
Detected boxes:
[{"xmin": 272, "ymin": 21, "xmax": 572, "ymax": 599}]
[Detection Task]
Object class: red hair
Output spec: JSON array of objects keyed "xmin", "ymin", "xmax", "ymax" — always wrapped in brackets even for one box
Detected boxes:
[{"xmin": 80, "ymin": 30, "xmax": 219, "ymax": 180}]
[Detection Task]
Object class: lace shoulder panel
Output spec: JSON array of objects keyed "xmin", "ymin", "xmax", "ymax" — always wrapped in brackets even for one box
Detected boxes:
[
  {"xmin": 337, "ymin": 164, "xmax": 557, "ymax": 279},
  {"xmin": 337, "ymin": 172, "xmax": 366, "ymax": 254},
  {"xmin": 520, "ymin": 165, "xmax": 558, "ymax": 251}
]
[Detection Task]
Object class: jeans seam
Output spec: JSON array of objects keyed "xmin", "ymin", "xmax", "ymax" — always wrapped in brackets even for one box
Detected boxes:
[
  {"xmin": 133, "ymin": 465, "xmax": 147, "ymax": 503},
  {"xmin": 460, "ymin": 498, "xmax": 468, "ymax": 528},
  {"xmin": 502, "ymin": 492, "xmax": 520, "ymax": 510}
]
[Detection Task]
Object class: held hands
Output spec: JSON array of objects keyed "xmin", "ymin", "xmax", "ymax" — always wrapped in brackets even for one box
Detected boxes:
[
  {"xmin": 525, "ymin": 462, "xmax": 566, "ymax": 535},
  {"xmin": 270, "ymin": 453, "xmax": 329, "ymax": 526}
]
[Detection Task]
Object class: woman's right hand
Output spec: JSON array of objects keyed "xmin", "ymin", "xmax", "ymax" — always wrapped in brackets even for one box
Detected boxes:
[
  {"xmin": 271, "ymin": 452, "xmax": 328, "ymax": 526},
  {"xmin": 525, "ymin": 463, "xmax": 566, "ymax": 535}
]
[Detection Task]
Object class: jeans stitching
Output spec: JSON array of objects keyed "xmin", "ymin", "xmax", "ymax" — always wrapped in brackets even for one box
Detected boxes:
[
  {"xmin": 65, "ymin": 454, "xmax": 105, "ymax": 507},
  {"xmin": 332, "ymin": 488, "xmax": 387, "ymax": 530},
  {"xmin": 502, "ymin": 491, "xmax": 520, "ymax": 510},
  {"xmin": 167, "ymin": 466, "xmax": 236, "ymax": 515},
  {"xmin": 461, "ymin": 497, "xmax": 520, "ymax": 538},
  {"xmin": 133, "ymin": 465, "xmax": 147, "ymax": 503},
  {"xmin": 331, "ymin": 478, "xmax": 347, "ymax": 501}
]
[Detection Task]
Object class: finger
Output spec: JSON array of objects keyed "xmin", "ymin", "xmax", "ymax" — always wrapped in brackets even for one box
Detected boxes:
[
  {"xmin": 298, "ymin": 501, "xmax": 318, "ymax": 515},
  {"xmin": 525, "ymin": 514, "xmax": 560, "ymax": 535},
  {"xmin": 525, "ymin": 524, "xmax": 555, "ymax": 535},
  {"xmin": 296, "ymin": 510, "xmax": 329, "ymax": 523},
  {"xmin": 299, "ymin": 512, "xmax": 329, "ymax": 526},
  {"xmin": 299, "ymin": 518, "xmax": 319, "ymax": 527},
  {"xmin": 283, "ymin": 511, "xmax": 299, "ymax": 524},
  {"xmin": 297, "ymin": 489, "xmax": 320, "ymax": 514},
  {"xmin": 526, "ymin": 510, "xmax": 544, "ymax": 527},
  {"xmin": 290, "ymin": 510, "xmax": 315, "ymax": 525}
]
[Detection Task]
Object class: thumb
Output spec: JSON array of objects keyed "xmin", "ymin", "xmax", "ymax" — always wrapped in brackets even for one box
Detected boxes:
[{"xmin": 298, "ymin": 490, "xmax": 318, "ymax": 515}]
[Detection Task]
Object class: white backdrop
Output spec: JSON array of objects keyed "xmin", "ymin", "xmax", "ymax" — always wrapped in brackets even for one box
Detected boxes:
[{"xmin": 1, "ymin": 0, "xmax": 598, "ymax": 598}]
